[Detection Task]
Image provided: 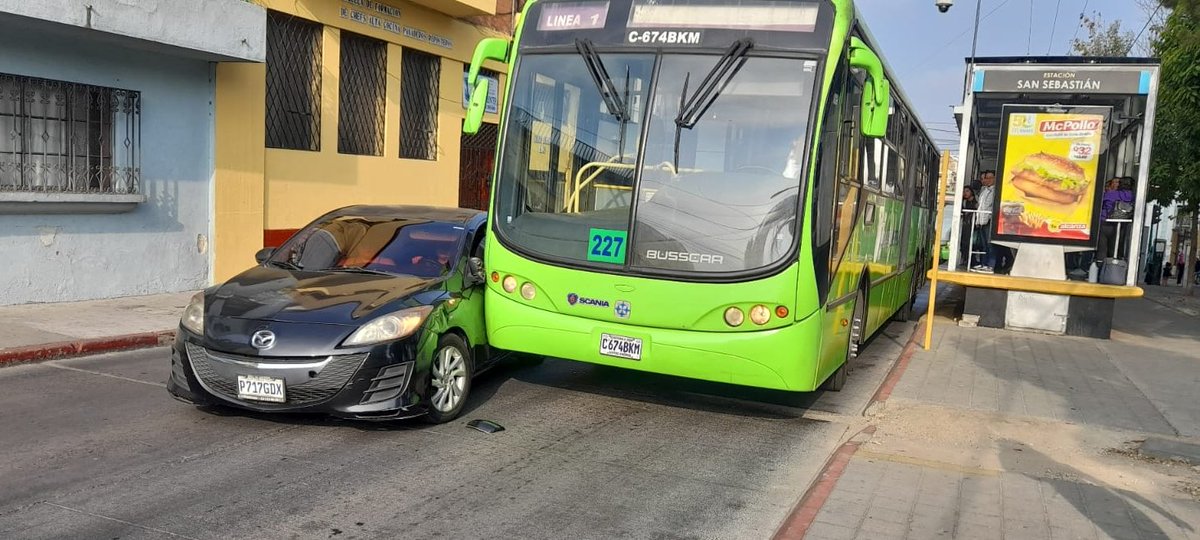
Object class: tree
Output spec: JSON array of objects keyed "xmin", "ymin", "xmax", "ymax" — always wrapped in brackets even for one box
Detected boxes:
[
  {"xmin": 1070, "ymin": 13, "xmax": 1136, "ymax": 56},
  {"xmin": 1149, "ymin": 5, "xmax": 1200, "ymax": 294}
]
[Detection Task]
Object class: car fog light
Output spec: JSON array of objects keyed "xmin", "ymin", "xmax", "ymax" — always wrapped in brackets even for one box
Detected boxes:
[
  {"xmin": 502, "ymin": 275, "xmax": 517, "ymax": 293},
  {"xmin": 724, "ymin": 307, "xmax": 744, "ymax": 327},
  {"xmin": 520, "ymin": 282, "xmax": 536, "ymax": 300},
  {"xmin": 750, "ymin": 304, "xmax": 770, "ymax": 325}
]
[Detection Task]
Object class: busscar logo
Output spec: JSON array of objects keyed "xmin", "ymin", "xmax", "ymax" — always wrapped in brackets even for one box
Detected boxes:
[{"xmin": 645, "ymin": 250, "xmax": 725, "ymax": 265}]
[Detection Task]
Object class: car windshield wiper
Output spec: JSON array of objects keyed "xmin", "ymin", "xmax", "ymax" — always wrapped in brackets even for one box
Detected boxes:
[
  {"xmin": 674, "ymin": 38, "xmax": 754, "ymax": 130},
  {"xmin": 328, "ymin": 266, "xmax": 394, "ymax": 276},
  {"xmin": 266, "ymin": 259, "xmax": 302, "ymax": 271},
  {"xmin": 575, "ymin": 39, "xmax": 629, "ymax": 123}
]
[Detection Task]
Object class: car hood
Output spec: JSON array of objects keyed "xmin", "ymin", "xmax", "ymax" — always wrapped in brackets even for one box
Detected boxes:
[{"xmin": 207, "ymin": 266, "xmax": 442, "ymax": 325}]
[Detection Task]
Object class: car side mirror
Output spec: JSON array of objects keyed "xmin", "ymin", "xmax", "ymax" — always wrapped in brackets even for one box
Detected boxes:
[
  {"xmin": 466, "ymin": 256, "xmax": 485, "ymax": 286},
  {"xmin": 255, "ymin": 247, "xmax": 275, "ymax": 264}
]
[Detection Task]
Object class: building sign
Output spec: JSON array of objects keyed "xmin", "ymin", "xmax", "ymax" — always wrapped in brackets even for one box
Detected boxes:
[
  {"xmin": 975, "ymin": 68, "xmax": 1152, "ymax": 95},
  {"xmin": 403, "ymin": 26, "xmax": 453, "ymax": 49},
  {"xmin": 994, "ymin": 107, "xmax": 1108, "ymax": 245},
  {"xmin": 340, "ymin": 0, "xmax": 404, "ymax": 36},
  {"xmin": 462, "ymin": 72, "xmax": 499, "ymax": 114}
]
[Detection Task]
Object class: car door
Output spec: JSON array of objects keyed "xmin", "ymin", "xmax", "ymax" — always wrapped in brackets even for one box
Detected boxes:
[{"xmin": 445, "ymin": 221, "xmax": 490, "ymax": 368}]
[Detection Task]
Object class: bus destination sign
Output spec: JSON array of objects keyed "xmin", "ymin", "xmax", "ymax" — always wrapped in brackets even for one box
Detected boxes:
[{"xmin": 537, "ymin": 1, "xmax": 610, "ymax": 32}]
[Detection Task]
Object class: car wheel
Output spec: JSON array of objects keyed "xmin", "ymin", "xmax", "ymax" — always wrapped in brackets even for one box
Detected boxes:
[{"xmin": 425, "ymin": 334, "xmax": 473, "ymax": 424}]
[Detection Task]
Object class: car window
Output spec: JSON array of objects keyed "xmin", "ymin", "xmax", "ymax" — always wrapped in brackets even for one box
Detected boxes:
[{"xmin": 271, "ymin": 217, "xmax": 467, "ymax": 278}]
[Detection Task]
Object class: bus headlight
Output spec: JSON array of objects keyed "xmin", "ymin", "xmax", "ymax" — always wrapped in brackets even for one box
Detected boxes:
[
  {"xmin": 520, "ymin": 282, "xmax": 536, "ymax": 300},
  {"xmin": 724, "ymin": 307, "xmax": 744, "ymax": 327},
  {"xmin": 749, "ymin": 305, "xmax": 770, "ymax": 325},
  {"xmin": 502, "ymin": 275, "xmax": 517, "ymax": 293}
]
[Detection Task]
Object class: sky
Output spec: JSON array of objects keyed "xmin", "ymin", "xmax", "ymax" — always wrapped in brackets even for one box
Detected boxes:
[{"xmin": 855, "ymin": 0, "xmax": 1158, "ymax": 152}]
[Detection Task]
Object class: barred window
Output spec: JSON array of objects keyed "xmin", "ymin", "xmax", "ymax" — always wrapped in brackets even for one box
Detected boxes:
[
  {"xmin": 265, "ymin": 10, "xmax": 322, "ymax": 151},
  {"xmin": 0, "ymin": 73, "xmax": 140, "ymax": 194},
  {"xmin": 400, "ymin": 49, "xmax": 440, "ymax": 160},
  {"xmin": 337, "ymin": 31, "xmax": 387, "ymax": 156}
]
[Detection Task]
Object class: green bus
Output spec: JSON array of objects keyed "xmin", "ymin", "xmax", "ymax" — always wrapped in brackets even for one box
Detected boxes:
[{"xmin": 462, "ymin": 0, "xmax": 939, "ymax": 392}]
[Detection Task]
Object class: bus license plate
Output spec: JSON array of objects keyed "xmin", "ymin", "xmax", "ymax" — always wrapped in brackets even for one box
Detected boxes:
[
  {"xmin": 237, "ymin": 374, "xmax": 286, "ymax": 403},
  {"xmin": 600, "ymin": 333, "xmax": 642, "ymax": 361}
]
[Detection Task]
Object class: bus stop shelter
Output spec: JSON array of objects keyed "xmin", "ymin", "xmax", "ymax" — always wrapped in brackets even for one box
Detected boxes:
[{"xmin": 931, "ymin": 56, "xmax": 1160, "ymax": 339}]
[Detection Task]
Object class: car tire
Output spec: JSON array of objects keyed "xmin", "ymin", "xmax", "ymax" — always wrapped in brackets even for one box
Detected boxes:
[{"xmin": 424, "ymin": 334, "xmax": 473, "ymax": 424}]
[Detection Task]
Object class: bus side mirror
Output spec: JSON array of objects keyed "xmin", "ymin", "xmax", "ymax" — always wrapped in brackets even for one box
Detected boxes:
[
  {"xmin": 849, "ymin": 37, "xmax": 890, "ymax": 139},
  {"xmin": 468, "ymin": 38, "xmax": 509, "ymax": 87},
  {"xmin": 464, "ymin": 79, "xmax": 490, "ymax": 135},
  {"xmin": 860, "ymin": 79, "xmax": 890, "ymax": 138},
  {"xmin": 464, "ymin": 38, "xmax": 509, "ymax": 135}
]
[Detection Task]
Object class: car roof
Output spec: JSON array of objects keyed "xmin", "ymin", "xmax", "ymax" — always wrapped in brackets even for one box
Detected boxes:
[{"xmin": 326, "ymin": 205, "xmax": 486, "ymax": 225}]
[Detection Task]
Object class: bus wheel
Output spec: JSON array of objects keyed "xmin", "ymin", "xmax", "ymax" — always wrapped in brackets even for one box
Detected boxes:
[{"xmin": 825, "ymin": 291, "xmax": 864, "ymax": 392}]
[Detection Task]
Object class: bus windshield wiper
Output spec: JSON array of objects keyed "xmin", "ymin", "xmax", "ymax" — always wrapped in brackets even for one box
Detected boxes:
[
  {"xmin": 575, "ymin": 39, "xmax": 629, "ymax": 123},
  {"xmin": 674, "ymin": 38, "xmax": 754, "ymax": 130}
]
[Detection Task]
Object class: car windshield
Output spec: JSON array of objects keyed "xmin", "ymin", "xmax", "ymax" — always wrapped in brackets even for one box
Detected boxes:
[
  {"xmin": 268, "ymin": 216, "xmax": 466, "ymax": 278},
  {"xmin": 493, "ymin": 51, "xmax": 816, "ymax": 275}
]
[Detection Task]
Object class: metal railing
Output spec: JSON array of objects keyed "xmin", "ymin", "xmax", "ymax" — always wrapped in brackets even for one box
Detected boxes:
[
  {"xmin": 0, "ymin": 73, "xmax": 140, "ymax": 194},
  {"xmin": 400, "ymin": 48, "xmax": 440, "ymax": 160}
]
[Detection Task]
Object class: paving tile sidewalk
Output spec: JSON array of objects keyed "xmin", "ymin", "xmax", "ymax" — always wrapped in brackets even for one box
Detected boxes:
[
  {"xmin": 0, "ymin": 291, "xmax": 192, "ymax": 364},
  {"xmin": 800, "ymin": 290, "xmax": 1200, "ymax": 540}
]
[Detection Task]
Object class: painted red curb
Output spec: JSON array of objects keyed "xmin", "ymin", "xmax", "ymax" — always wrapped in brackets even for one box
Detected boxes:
[
  {"xmin": 0, "ymin": 330, "xmax": 175, "ymax": 366},
  {"xmin": 869, "ymin": 319, "xmax": 925, "ymax": 406},
  {"xmin": 774, "ymin": 425, "xmax": 877, "ymax": 540}
]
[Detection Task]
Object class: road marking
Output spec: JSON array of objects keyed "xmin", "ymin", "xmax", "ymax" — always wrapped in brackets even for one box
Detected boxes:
[
  {"xmin": 44, "ymin": 361, "xmax": 164, "ymax": 388},
  {"xmin": 42, "ymin": 502, "xmax": 200, "ymax": 539}
]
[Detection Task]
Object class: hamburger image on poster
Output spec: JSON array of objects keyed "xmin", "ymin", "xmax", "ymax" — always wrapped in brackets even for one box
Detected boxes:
[{"xmin": 1007, "ymin": 152, "xmax": 1090, "ymax": 207}]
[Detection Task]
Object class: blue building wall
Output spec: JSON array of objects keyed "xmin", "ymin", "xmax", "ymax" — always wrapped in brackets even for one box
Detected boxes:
[{"xmin": 0, "ymin": 22, "xmax": 214, "ymax": 305}]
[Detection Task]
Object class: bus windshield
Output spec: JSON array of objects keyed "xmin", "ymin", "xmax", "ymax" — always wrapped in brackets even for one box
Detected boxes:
[{"xmin": 493, "ymin": 51, "xmax": 817, "ymax": 276}]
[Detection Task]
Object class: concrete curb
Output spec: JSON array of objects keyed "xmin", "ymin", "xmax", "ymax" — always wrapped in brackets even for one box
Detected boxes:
[
  {"xmin": 0, "ymin": 330, "xmax": 175, "ymax": 367},
  {"xmin": 773, "ymin": 425, "xmax": 877, "ymax": 540}
]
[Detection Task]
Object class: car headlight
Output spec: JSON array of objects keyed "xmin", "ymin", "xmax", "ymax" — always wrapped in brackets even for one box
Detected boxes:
[
  {"xmin": 181, "ymin": 292, "xmax": 205, "ymax": 335},
  {"xmin": 342, "ymin": 306, "xmax": 433, "ymax": 347}
]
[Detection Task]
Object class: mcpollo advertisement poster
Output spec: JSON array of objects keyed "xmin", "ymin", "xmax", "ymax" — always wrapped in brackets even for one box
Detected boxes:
[{"xmin": 996, "ymin": 110, "xmax": 1106, "ymax": 243}]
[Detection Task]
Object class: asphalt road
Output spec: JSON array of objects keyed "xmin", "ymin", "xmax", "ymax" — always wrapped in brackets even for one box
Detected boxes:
[{"xmin": 0, "ymin": 320, "xmax": 913, "ymax": 540}]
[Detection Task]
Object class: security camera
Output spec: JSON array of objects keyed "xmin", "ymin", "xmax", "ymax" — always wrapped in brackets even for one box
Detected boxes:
[{"xmin": 935, "ymin": 0, "xmax": 953, "ymax": 12}]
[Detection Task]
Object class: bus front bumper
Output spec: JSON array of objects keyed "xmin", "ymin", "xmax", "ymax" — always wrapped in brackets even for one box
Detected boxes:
[{"xmin": 486, "ymin": 294, "xmax": 826, "ymax": 391}]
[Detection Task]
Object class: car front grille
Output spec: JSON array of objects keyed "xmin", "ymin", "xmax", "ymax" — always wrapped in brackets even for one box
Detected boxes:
[{"xmin": 184, "ymin": 343, "xmax": 368, "ymax": 408}]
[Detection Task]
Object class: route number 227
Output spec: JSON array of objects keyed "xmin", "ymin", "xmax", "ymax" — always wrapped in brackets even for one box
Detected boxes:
[{"xmin": 587, "ymin": 228, "xmax": 627, "ymax": 264}]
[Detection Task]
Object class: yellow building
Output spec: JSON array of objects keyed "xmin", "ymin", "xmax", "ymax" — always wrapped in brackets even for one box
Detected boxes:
[{"xmin": 214, "ymin": 0, "xmax": 508, "ymax": 281}]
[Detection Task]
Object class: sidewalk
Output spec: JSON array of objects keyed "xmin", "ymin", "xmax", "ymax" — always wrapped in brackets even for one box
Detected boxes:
[
  {"xmin": 0, "ymin": 291, "xmax": 191, "ymax": 365},
  {"xmin": 797, "ymin": 287, "xmax": 1200, "ymax": 540}
]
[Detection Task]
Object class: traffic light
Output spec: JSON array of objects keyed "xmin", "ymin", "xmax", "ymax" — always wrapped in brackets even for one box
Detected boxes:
[{"xmin": 1152, "ymin": 205, "xmax": 1163, "ymax": 224}]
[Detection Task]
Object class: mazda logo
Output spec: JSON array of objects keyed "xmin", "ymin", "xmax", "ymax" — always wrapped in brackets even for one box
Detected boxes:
[{"xmin": 250, "ymin": 330, "xmax": 276, "ymax": 350}]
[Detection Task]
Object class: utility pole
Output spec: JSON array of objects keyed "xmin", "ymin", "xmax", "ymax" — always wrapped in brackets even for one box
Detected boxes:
[{"xmin": 963, "ymin": 0, "xmax": 984, "ymax": 99}]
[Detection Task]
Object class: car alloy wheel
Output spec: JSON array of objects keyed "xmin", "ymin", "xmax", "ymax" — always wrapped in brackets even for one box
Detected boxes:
[{"xmin": 426, "ymin": 334, "xmax": 472, "ymax": 423}]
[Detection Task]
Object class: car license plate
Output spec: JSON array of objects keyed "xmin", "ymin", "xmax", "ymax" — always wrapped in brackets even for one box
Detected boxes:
[
  {"xmin": 237, "ymin": 374, "xmax": 286, "ymax": 403},
  {"xmin": 600, "ymin": 333, "xmax": 642, "ymax": 361}
]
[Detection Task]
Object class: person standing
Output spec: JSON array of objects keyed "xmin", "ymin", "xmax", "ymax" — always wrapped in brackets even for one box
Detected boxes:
[
  {"xmin": 959, "ymin": 186, "xmax": 979, "ymax": 268},
  {"xmin": 972, "ymin": 170, "xmax": 1012, "ymax": 273},
  {"xmin": 1097, "ymin": 177, "xmax": 1134, "ymax": 261}
]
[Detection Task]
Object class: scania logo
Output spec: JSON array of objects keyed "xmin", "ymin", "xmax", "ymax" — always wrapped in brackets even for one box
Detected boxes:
[
  {"xmin": 250, "ymin": 329, "xmax": 276, "ymax": 350},
  {"xmin": 567, "ymin": 293, "xmax": 579, "ymax": 305}
]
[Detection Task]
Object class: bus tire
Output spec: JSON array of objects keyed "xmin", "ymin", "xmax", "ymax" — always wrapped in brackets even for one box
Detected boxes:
[{"xmin": 825, "ymin": 290, "xmax": 864, "ymax": 392}]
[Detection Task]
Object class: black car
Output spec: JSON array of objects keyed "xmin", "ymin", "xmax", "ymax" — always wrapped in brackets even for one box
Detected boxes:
[{"xmin": 167, "ymin": 205, "xmax": 504, "ymax": 423}]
